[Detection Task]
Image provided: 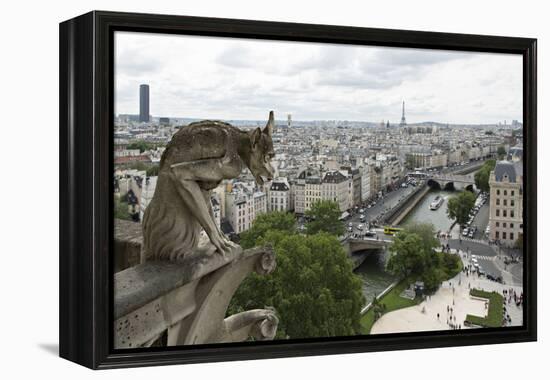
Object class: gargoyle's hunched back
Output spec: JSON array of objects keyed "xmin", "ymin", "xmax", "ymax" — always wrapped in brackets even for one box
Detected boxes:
[{"xmin": 142, "ymin": 112, "xmax": 276, "ymax": 261}]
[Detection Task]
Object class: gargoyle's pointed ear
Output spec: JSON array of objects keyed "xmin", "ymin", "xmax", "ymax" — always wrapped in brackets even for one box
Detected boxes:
[
  {"xmin": 263, "ymin": 110, "xmax": 274, "ymax": 136},
  {"xmin": 251, "ymin": 127, "xmax": 262, "ymax": 147}
]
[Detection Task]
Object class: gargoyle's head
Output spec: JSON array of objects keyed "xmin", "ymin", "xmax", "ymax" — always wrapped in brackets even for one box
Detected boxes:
[{"xmin": 248, "ymin": 111, "xmax": 276, "ymax": 186}]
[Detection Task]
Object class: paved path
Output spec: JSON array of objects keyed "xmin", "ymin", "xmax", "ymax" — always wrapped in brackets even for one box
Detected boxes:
[{"xmin": 370, "ymin": 253, "xmax": 523, "ymax": 334}]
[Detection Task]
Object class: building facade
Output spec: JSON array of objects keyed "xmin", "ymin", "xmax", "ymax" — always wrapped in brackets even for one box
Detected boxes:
[
  {"xmin": 268, "ymin": 179, "xmax": 292, "ymax": 212},
  {"xmin": 488, "ymin": 161, "xmax": 523, "ymax": 247},
  {"xmin": 225, "ymin": 184, "xmax": 267, "ymax": 234},
  {"xmin": 139, "ymin": 84, "xmax": 150, "ymax": 123}
]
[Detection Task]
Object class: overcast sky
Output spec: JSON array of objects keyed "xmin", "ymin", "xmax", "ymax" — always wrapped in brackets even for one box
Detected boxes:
[{"xmin": 115, "ymin": 31, "xmax": 522, "ymax": 124}]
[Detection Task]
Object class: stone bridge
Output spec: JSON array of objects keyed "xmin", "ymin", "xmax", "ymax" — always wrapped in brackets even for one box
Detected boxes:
[
  {"xmin": 343, "ymin": 236, "xmax": 391, "ymax": 253},
  {"xmin": 340, "ymin": 236, "xmax": 391, "ymax": 269},
  {"xmin": 427, "ymin": 173, "xmax": 476, "ymax": 191}
]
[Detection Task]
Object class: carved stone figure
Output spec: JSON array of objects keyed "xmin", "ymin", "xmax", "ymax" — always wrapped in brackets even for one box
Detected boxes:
[{"xmin": 142, "ymin": 111, "xmax": 276, "ymax": 261}]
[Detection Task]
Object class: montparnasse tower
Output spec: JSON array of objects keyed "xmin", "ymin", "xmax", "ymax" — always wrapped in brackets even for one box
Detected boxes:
[{"xmin": 399, "ymin": 101, "xmax": 407, "ymax": 128}]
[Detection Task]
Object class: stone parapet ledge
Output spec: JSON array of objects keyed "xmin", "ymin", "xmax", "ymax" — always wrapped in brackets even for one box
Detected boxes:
[
  {"xmin": 114, "ymin": 244, "xmax": 277, "ymax": 348},
  {"xmin": 114, "ymin": 219, "xmax": 143, "ymax": 272}
]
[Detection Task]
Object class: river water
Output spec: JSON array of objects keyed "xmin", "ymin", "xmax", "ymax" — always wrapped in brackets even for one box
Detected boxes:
[
  {"xmin": 354, "ymin": 249, "xmax": 395, "ymax": 304},
  {"xmin": 401, "ymin": 189, "xmax": 455, "ymax": 232},
  {"xmin": 354, "ymin": 189, "xmax": 456, "ymax": 303}
]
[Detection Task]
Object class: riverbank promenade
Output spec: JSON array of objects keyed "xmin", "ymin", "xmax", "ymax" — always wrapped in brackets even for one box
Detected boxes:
[{"xmin": 370, "ymin": 254, "xmax": 523, "ymax": 334}]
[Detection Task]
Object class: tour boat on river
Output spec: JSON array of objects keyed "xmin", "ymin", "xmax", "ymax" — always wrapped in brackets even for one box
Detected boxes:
[{"xmin": 429, "ymin": 195, "xmax": 444, "ymax": 210}]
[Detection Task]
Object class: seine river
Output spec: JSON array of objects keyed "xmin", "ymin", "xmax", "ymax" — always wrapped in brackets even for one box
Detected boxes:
[
  {"xmin": 401, "ymin": 189, "xmax": 455, "ymax": 232},
  {"xmin": 354, "ymin": 189, "xmax": 456, "ymax": 303}
]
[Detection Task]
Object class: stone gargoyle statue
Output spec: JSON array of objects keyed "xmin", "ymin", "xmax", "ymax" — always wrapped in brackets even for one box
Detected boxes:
[
  {"xmin": 114, "ymin": 112, "xmax": 279, "ymax": 348},
  {"xmin": 142, "ymin": 111, "xmax": 276, "ymax": 261}
]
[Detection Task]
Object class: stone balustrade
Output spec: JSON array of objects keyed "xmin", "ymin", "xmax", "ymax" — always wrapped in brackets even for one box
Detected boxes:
[{"xmin": 114, "ymin": 219, "xmax": 278, "ymax": 348}]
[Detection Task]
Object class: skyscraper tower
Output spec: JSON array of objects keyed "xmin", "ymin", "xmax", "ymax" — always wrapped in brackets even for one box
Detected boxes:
[
  {"xmin": 287, "ymin": 113, "xmax": 292, "ymax": 128},
  {"xmin": 399, "ymin": 101, "xmax": 407, "ymax": 127},
  {"xmin": 139, "ymin": 84, "xmax": 150, "ymax": 123}
]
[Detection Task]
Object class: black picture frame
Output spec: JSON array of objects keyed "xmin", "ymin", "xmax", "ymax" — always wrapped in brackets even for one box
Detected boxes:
[{"xmin": 59, "ymin": 10, "xmax": 537, "ymax": 369}]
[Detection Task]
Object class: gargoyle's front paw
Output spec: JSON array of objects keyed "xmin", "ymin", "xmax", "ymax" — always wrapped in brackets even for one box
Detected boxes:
[{"xmin": 210, "ymin": 233, "xmax": 233, "ymax": 258}]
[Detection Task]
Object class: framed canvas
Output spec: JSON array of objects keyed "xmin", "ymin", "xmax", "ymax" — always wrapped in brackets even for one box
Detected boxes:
[{"xmin": 59, "ymin": 11, "xmax": 537, "ymax": 369}]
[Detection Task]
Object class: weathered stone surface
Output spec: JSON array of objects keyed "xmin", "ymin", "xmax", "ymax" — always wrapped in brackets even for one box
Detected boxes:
[
  {"xmin": 114, "ymin": 112, "xmax": 279, "ymax": 348},
  {"xmin": 114, "ymin": 219, "xmax": 143, "ymax": 272},
  {"xmin": 114, "ymin": 243, "xmax": 243, "ymax": 319},
  {"xmin": 114, "ymin": 245, "xmax": 277, "ymax": 348},
  {"xmin": 142, "ymin": 111, "xmax": 276, "ymax": 260}
]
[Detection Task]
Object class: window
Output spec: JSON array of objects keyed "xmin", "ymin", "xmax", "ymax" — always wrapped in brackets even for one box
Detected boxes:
[
  {"xmin": 503, "ymin": 210, "xmax": 507, "ymax": 217},
  {"xmin": 511, "ymin": 190, "xmax": 515, "ymax": 196},
  {"xmin": 496, "ymin": 198, "xmax": 500, "ymax": 205},
  {"xmin": 496, "ymin": 209, "xmax": 500, "ymax": 217},
  {"xmin": 497, "ymin": 189, "xmax": 500, "ymax": 195},
  {"xmin": 504, "ymin": 199, "xmax": 507, "ymax": 206},
  {"xmin": 503, "ymin": 223, "xmax": 507, "ymax": 228},
  {"xmin": 510, "ymin": 233, "xmax": 514, "ymax": 240},
  {"xmin": 503, "ymin": 232, "xmax": 507, "ymax": 240},
  {"xmin": 496, "ymin": 231, "xmax": 500, "ymax": 239},
  {"xmin": 496, "ymin": 222, "xmax": 500, "ymax": 227},
  {"xmin": 504, "ymin": 190, "xmax": 507, "ymax": 196},
  {"xmin": 510, "ymin": 223, "xmax": 514, "ymax": 228},
  {"xmin": 511, "ymin": 199, "xmax": 515, "ymax": 206},
  {"xmin": 511, "ymin": 210, "xmax": 515, "ymax": 218}
]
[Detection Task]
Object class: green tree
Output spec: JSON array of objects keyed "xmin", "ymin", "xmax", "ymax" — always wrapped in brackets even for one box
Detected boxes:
[
  {"xmin": 386, "ymin": 223, "xmax": 461, "ymax": 292},
  {"xmin": 127, "ymin": 141, "xmax": 153, "ymax": 153},
  {"xmin": 386, "ymin": 232, "xmax": 427, "ymax": 278},
  {"xmin": 114, "ymin": 197, "xmax": 131, "ymax": 220},
  {"xmin": 305, "ymin": 200, "xmax": 344, "ymax": 236},
  {"xmin": 386, "ymin": 223, "xmax": 440, "ymax": 279},
  {"xmin": 240, "ymin": 211, "xmax": 297, "ymax": 249},
  {"xmin": 229, "ymin": 230, "xmax": 365, "ymax": 339},
  {"xmin": 515, "ymin": 233, "xmax": 523, "ymax": 252},
  {"xmin": 497, "ymin": 145, "xmax": 507, "ymax": 159},
  {"xmin": 474, "ymin": 159, "xmax": 496, "ymax": 192},
  {"xmin": 127, "ymin": 161, "xmax": 149, "ymax": 171},
  {"xmin": 447, "ymin": 191, "xmax": 476, "ymax": 227},
  {"xmin": 474, "ymin": 169, "xmax": 490, "ymax": 192},
  {"xmin": 146, "ymin": 164, "xmax": 160, "ymax": 176}
]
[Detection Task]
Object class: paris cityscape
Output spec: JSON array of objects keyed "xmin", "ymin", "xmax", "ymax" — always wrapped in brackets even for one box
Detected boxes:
[{"xmin": 113, "ymin": 33, "xmax": 524, "ymax": 344}]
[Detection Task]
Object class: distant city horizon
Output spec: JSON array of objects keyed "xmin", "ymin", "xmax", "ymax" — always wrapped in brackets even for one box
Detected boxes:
[
  {"xmin": 121, "ymin": 87, "xmax": 521, "ymax": 126},
  {"xmin": 116, "ymin": 110, "xmax": 521, "ymax": 127},
  {"xmin": 115, "ymin": 32, "xmax": 522, "ymax": 124}
]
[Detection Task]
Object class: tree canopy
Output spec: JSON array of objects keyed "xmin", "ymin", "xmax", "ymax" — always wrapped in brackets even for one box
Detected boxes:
[
  {"xmin": 127, "ymin": 141, "xmax": 155, "ymax": 153},
  {"xmin": 386, "ymin": 223, "xmax": 461, "ymax": 291},
  {"xmin": 387, "ymin": 223, "xmax": 439, "ymax": 279},
  {"xmin": 474, "ymin": 159, "xmax": 496, "ymax": 192},
  {"xmin": 229, "ymin": 212, "xmax": 364, "ymax": 339},
  {"xmin": 239, "ymin": 211, "xmax": 296, "ymax": 249},
  {"xmin": 447, "ymin": 191, "xmax": 476, "ymax": 227},
  {"xmin": 497, "ymin": 145, "xmax": 507, "ymax": 159},
  {"xmin": 146, "ymin": 164, "xmax": 160, "ymax": 177},
  {"xmin": 305, "ymin": 200, "xmax": 344, "ymax": 236},
  {"xmin": 114, "ymin": 197, "xmax": 131, "ymax": 220}
]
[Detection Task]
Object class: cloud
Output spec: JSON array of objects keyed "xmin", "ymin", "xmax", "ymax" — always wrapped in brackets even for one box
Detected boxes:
[{"xmin": 114, "ymin": 32, "xmax": 522, "ymax": 124}]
